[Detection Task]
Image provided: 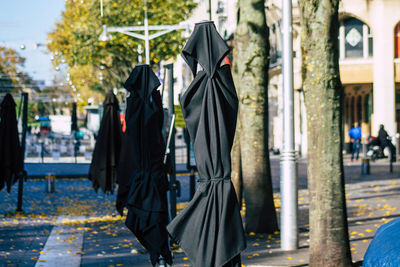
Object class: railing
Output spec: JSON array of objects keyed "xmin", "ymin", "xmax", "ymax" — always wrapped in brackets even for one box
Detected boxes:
[{"xmin": 24, "ymin": 132, "xmax": 188, "ymax": 164}]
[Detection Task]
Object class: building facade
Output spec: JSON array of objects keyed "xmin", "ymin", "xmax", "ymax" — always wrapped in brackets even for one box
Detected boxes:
[
  {"xmin": 268, "ymin": 0, "xmax": 400, "ymax": 155},
  {"xmin": 171, "ymin": 0, "xmax": 400, "ymax": 156},
  {"xmin": 168, "ymin": 0, "xmax": 235, "ymax": 107}
]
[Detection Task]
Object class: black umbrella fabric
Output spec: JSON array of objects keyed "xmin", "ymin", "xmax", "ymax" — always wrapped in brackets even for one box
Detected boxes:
[
  {"xmin": 71, "ymin": 102, "xmax": 78, "ymax": 132},
  {"xmin": 89, "ymin": 90, "xmax": 122, "ymax": 194},
  {"xmin": 116, "ymin": 64, "xmax": 171, "ymax": 266},
  {"xmin": 0, "ymin": 93, "xmax": 23, "ymax": 193},
  {"xmin": 167, "ymin": 21, "xmax": 246, "ymax": 267}
]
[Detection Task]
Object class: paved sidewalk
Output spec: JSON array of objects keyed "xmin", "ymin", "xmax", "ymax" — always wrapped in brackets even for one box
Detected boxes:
[{"xmin": 0, "ymin": 158, "xmax": 399, "ymax": 266}]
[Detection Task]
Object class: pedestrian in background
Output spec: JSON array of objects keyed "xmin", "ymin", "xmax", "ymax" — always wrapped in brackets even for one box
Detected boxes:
[
  {"xmin": 349, "ymin": 122, "xmax": 362, "ymax": 162},
  {"xmin": 378, "ymin": 124, "xmax": 396, "ymax": 162}
]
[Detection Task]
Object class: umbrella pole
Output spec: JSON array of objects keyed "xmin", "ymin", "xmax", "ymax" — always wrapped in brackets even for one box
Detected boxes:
[
  {"xmin": 189, "ymin": 168, "xmax": 195, "ymax": 200},
  {"xmin": 161, "ymin": 67, "xmax": 167, "ymax": 102},
  {"xmin": 166, "ymin": 64, "xmax": 177, "ymax": 220},
  {"xmin": 16, "ymin": 93, "xmax": 28, "ymax": 213}
]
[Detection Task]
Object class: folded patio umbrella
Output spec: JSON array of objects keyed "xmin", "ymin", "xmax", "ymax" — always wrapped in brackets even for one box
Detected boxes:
[
  {"xmin": 89, "ymin": 90, "xmax": 122, "ymax": 194},
  {"xmin": 71, "ymin": 102, "xmax": 78, "ymax": 132},
  {"xmin": 116, "ymin": 64, "xmax": 171, "ymax": 266},
  {"xmin": 0, "ymin": 93, "xmax": 23, "ymax": 193},
  {"xmin": 167, "ymin": 21, "xmax": 246, "ymax": 267}
]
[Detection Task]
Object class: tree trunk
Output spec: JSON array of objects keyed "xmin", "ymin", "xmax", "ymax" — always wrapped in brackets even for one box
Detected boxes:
[
  {"xmin": 298, "ymin": 0, "xmax": 352, "ymax": 266},
  {"xmin": 231, "ymin": 39, "xmax": 243, "ymax": 207},
  {"xmin": 235, "ymin": 0, "xmax": 278, "ymax": 233},
  {"xmin": 231, "ymin": 119, "xmax": 243, "ymax": 206}
]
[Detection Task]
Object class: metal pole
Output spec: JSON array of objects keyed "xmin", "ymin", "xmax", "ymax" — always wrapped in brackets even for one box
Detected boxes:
[
  {"xmin": 361, "ymin": 135, "xmax": 370, "ymax": 175},
  {"xmin": 390, "ymin": 149, "xmax": 393, "ymax": 173},
  {"xmin": 144, "ymin": 0, "xmax": 150, "ymax": 64},
  {"xmin": 362, "ymin": 135, "xmax": 367, "ymax": 158},
  {"xmin": 161, "ymin": 66, "xmax": 167, "ymax": 101},
  {"xmin": 41, "ymin": 142, "xmax": 44, "ymax": 163},
  {"xmin": 190, "ymin": 168, "xmax": 195, "ymax": 200},
  {"xmin": 280, "ymin": 0, "xmax": 298, "ymax": 251},
  {"xmin": 396, "ymin": 133, "xmax": 399, "ymax": 162},
  {"xmin": 208, "ymin": 0, "xmax": 212, "ymax": 21},
  {"xmin": 166, "ymin": 64, "xmax": 177, "ymax": 219},
  {"xmin": 389, "ymin": 136, "xmax": 394, "ymax": 173},
  {"xmin": 16, "ymin": 92, "xmax": 28, "ymax": 212}
]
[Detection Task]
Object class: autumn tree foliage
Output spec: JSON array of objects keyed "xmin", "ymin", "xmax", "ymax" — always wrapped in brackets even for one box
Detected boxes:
[
  {"xmin": 0, "ymin": 46, "xmax": 36, "ymax": 93},
  {"xmin": 47, "ymin": 0, "xmax": 196, "ymax": 97}
]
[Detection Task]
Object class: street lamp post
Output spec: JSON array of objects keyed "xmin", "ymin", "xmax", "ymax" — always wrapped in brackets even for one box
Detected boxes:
[
  {"xmin": 280, "ymin": 0, "xmax": 298, "ymax": 251},
  {"xmin": 137, "ymin": 44, "xmax": 143, "ymax": 63},
  {"xmin": 100, "ymin": 24, "xmax": 189, "ymax": 64},
  {"xmin": 99, "ymin": 0, "xmax": 189, "ymax": 64}
]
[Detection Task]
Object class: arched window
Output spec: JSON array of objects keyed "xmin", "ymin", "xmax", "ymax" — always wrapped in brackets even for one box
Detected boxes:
[
  {"xmin": 395, "ymin": 22, "xmax": 400, "ymax": 58},
  {"xmin": 339, "ymin": 17, "xmax": 373, "ymax": 59}
]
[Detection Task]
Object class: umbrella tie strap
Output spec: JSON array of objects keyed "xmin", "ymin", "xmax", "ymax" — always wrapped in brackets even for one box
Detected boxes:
[{"xmin": 197, "ymin": 177, "xmax": 230, "ymax": 183}]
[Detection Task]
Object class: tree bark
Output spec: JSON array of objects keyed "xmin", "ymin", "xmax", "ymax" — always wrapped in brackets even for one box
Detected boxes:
[
  {"xmin": 231, "ymin": 118, "xmax": 243, "ymax": 206},
  {"xmin": 298, "ymin": 0, "xmax": 352, "ymax": 266},
  {"xmin": 234, "ymin": 0, "xmax": 278, "ymax": 233},
  {"xmin": 231, "ymin": 38, "xmax": 243, "ymax": 207}
]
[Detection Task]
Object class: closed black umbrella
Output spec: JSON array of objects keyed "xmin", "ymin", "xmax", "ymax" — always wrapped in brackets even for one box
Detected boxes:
[
  {"xmin": 167, "ymin": 21, "xmax": 246, "ymax": 267},
  {"xmin": 71, "ymin": 102, "xmax": 78, "ymax": 132},
  {"xmin": 0, "ymin": 93, "xmax": 23, "ymax": 193},
  {"xmin": 88, "ymin": 90, "xmax": 122, "ymax": 193},
  {"xmin": 116, "ymin": 64, "xmax": 171, "ymax": 266}
]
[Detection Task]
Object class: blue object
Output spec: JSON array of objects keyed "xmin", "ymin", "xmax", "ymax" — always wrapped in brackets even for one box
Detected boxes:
[
  {"xmin": 363, "ymin": 217, "xmax": 400, "ymax": 266},
  {"xmin": 349, "ymin": 126, "xmax": 362, "ymax": 140},
  {"xmin": 75, "ymin": 130, "xmax": 84, "ymax": 139}
]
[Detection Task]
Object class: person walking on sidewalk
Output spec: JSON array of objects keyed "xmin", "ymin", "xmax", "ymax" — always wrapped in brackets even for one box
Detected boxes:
[{"xmin": 349, "ymin": 122, "xmax": 362, "ymax": 162}]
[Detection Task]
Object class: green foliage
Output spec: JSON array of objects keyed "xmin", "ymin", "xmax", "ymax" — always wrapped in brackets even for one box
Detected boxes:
[
  {"xmin": 15, "ymin": 98, "xmax": 37, "ymax": 122},
  {"xmin": 0, "ymin": 46, "xmax": 32, "ymax": 93},
  {"xmin": 47, "ymin": 0, "xmax": 196, "ymax": 96}
]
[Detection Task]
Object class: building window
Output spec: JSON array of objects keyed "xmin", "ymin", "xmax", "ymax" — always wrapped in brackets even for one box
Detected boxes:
[
  {"xmin": 395, "ymin": 22, "xmax": 400, "ymax": 58},
  {"xmin": 216, "ymin": 1, "xmax": 225, "ymax": 14},
  {"xmin": 339, "ymin": 17, "xmax": 372, "ymax": 59},
  {"xmin": 368, "ymin": 27, "xmax": 373, "ymax": 57},
  {"xmin": 396, "ymin": 87, "xmax": 400, "ymax": 132},
  {"xmin": 269, "ymin": 22, "xmax": 282, "ymax": 66},
  {"xmin": 345, "ymin": 18, "xmax": 363, "ymax": 58}
]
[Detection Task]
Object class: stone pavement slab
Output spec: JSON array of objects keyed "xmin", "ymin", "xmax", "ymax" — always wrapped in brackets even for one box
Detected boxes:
[
  {"xmin": 1, "ymin": 158, "xmax": 400, "ymax": 266},
  {"xmin": 35, "ymin": 216, "xmax": 86, "ymax": 267}
]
